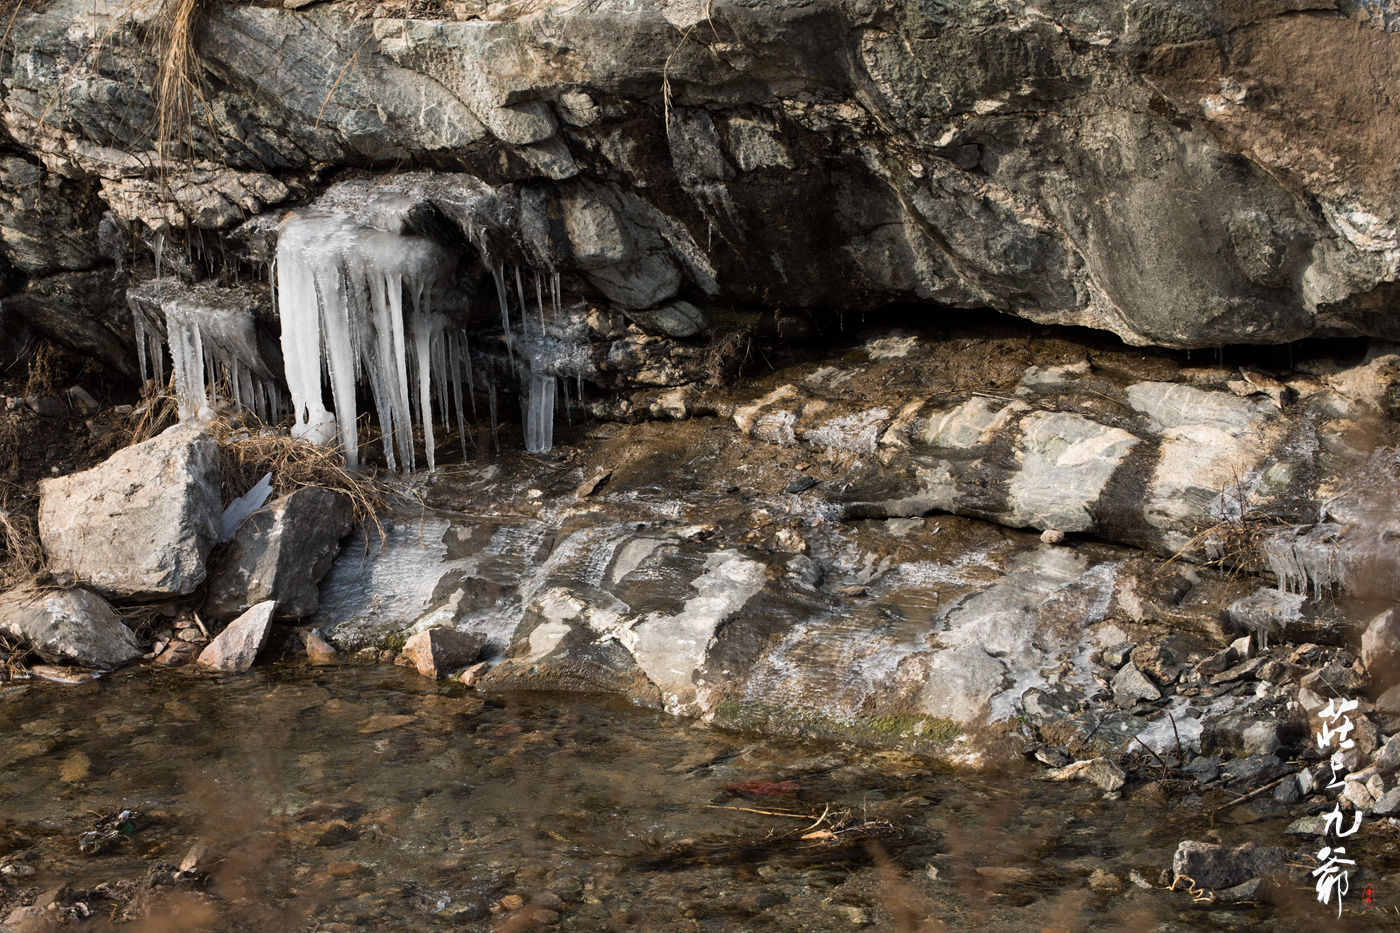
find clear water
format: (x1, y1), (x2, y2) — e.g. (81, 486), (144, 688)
(0, 666), (1394, 931)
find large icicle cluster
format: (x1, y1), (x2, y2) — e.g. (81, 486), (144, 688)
(275, 204), (591, 468)
(495, 265), (587, 454)
(129, 280), (285, 423)
(275, 212), (473, 472)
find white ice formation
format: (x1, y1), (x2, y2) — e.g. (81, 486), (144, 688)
(275, 211), (470, 471)
(274, 209), (582, 469)
(219, 471), (273, 543)
(129, 280), (285, 423)
(1260, 523), (1347, 599)
(135, 187), (589, 470)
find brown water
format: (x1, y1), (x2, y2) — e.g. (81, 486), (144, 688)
(0, 666), (1393, 931)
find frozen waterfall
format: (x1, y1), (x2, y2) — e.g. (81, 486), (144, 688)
(133, 207), (586, 470)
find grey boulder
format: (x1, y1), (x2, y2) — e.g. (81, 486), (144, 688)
(1112, 662), (1161, 707)
(1362, 608), (1400, 688)
(197, 600), (275, 674)
(0, 587), (141, 669)
(1044, 757), (1126, 794)
(38, 425), (220, 599)
(204, 486), (354, 621)
(401, 627), (486, 679)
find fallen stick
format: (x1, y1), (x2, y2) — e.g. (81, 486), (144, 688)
(1212, 773), (1291, 813)
(703, 804), (814, 820)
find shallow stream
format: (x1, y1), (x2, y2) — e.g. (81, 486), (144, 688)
(0, 666), (1393, 931)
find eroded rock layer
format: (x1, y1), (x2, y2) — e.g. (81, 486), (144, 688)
(0, 0), (1397, 367)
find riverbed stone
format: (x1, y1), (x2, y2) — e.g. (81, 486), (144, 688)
(1372, 787), (1400, 816)
(38, 425), (220, 598)
(1171, 840), (1287, 892)
(197, 600), (275, 673)
(1112, 663), (1161, 707)
(204, 487), (354, 621)
(300, 628), (339, 666)
(0, 587), (141, 669)
(1045, 757), (1126, 794)
(624, 300), (709, 339)
(401, 627), (486, 679)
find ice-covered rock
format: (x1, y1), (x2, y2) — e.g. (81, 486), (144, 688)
(38, 425), (220, 598)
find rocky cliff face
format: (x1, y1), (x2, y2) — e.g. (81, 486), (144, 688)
(0, 0), (1397, 375)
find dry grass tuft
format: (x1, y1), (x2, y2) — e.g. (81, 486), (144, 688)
(0, 497), (46, 592)
(151, 0), (209, 165)
(211, 418), (402, 538)
(130, 380), (181, 443)
(21, 340), (57, 398)
(129, 378), (405, 535)
(0, 632), (31, 680)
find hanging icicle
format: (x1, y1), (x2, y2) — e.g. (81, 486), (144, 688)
(275, 211), (472, 471)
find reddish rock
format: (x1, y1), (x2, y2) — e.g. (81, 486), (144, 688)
(197, 601), (274, 673)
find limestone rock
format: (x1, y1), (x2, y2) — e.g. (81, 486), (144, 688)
(300, 628), (339, 666)
(0, 587), (141, 669)
(197, 601), (275, 673)
(3, 0), (1396, 355)
(38, 425), (220, 598)
(1112, 663), (1161, 707)
(204, 487), (354, 621)
(1129, 644), (1178, 686)
(1373, 734), (1400, 775)
(624, 301), (710, 339)
(1171, 841), (1287, 892)
(1372, 787), (1400, 816)
(401, 627), (486, 679)
(1379, 684), (1400, 717)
